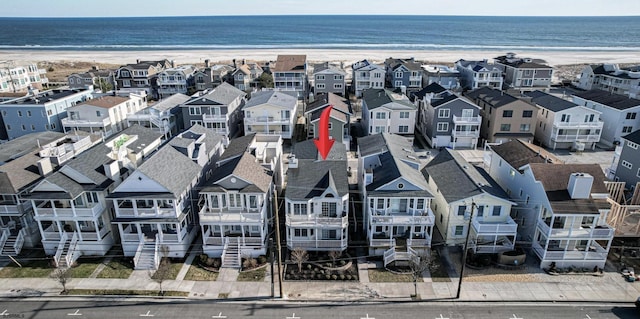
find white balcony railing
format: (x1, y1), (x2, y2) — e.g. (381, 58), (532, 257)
(202, 114), (226, 121)
(533, 241), (608, 261)
(472, 217), (518, 234)
(62, 117), (111, 128)
(552, 134), (601, 142)
(453, 115), (481, 124)
(537, 219), (614, 239)
(288, 238), (347, 250)
(287, 214), (348, 227)
(554, 121), (604, 129)
(245, 116), (291, 124)
(370, 214), (435, 226)
(452, 129), (480, 137)
(35, 202), (104, 218)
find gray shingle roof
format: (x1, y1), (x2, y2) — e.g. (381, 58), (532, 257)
(286, 159), (348, 200)
(385, 58), (422, 71)
(243, 90), (297, 110)
(204, 152), (272, 193)
(623, 129), (640, 144)
(219, 134), (256, 162)
(423, 149), (507, 202)
(151, 93), (191, 112)
(185, 82), (246, 107)
(525, 90), (578, 112)
(491, 139), (561, 169)
(573, 89), (640, 110)
(362, 89), (415, 110)
(313, 62), (346, 75)
(464, 86), (519, 108)
(411, 83), (447, 101)
(136, 145), (202, 198)
(292, 140), (347, 161)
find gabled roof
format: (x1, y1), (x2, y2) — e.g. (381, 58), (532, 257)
(622, 129), (640, 145)
(184, 82), (246, 106)
(422, 149), (508, 202)
(136, 146), (202, 198)
(464, 86), (520, 108)
(233, 63), (262, 76)
(151, 93), (190, 112)
(77, 96), (129, 109)
(491, 139), (562, 169)
(287, 160), (348, 200)
(242, 90), (297, 110)
(313, 62), (346, 75)
(455, 59), (503, 73)
(204, 152), (271, 193)
(430, 93), (460, 108)
(494, 55), (552, 69)
(219, 133), (257, 162)
(362, 88), (415, 110)
(411, 82), (447, 101)
(292, 139), (347, 161)
(273, 55), (306, 72)
(525, 90), (578, 112)
(573, 89), (640, 110)
(385, 58), (422, 71)
(306, 93), (352, 123)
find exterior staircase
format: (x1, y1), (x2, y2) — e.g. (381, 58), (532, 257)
(134, 240), (158, 270)
(1, 228), (26, 256)
(55, 231), (80, 268)
(221, 237), (241, 268)
(383, 245), (419, 267)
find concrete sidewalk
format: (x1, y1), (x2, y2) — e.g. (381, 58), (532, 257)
(1, 261), (639, 302)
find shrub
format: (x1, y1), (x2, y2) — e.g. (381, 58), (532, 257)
(243, 258), (258, 270)
(257, 255), (267, 264)
(331, 274), (337, 280)
(325, 274), (331, 280)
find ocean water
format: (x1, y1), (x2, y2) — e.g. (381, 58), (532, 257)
(0, 15), (639, 51)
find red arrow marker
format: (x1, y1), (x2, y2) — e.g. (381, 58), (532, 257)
(314, 105), (335, 160)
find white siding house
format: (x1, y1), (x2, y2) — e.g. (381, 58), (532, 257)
(243, 90), (298, 139)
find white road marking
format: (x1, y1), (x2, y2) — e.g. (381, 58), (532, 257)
(67, 309), (82, 316)
(212, 312), (227, 319)
(140, 310), (154, 317)
(286, 313), (300, 319)
(361, 314), (375, 319)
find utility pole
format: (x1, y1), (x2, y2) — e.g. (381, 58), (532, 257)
(456, 201), (476, 299)
(269, 238), (275, 298)
(272, 185), (283, 298)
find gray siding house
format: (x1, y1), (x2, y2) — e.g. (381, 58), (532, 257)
(273, 55), (307, 99)
(193, 60), (234, 92)
(312, 62), (346, 96)
(181, 82), (246, 139)
(0, 88), (94, 140)
(454, 59), (504, 90)
(305, 93), (352, 150)
(494, 53), (553, 92)
(68, 66), (115, 90)
(384, 58), (423, 92)
(613, 130), (640, 190)
(361, 88), (417, 141)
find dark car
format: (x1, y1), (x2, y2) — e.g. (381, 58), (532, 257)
(636, 296), (640, 309)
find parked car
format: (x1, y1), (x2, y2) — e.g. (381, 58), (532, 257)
(635, 296), (640, 309)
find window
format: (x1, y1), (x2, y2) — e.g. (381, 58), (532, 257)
(637, 168), (640, 178)
(377, 199), (385, 209)
(375, 112), (386, 119)
(397, 183), (404, 189)
(622, 160), (633, 169)
(334, 75), (343, 80)
(373, 72), (381, 78)
(248, 196), (257, 209)
(520, 124), (530, 132)
(17, 110), (22, 117)
(294, 229), (309, 237)
(394, 80), (403, 87)
(416, 199), (425, 210)
(228, 193), (242, 208)
(437, 122), (449, 132)
(626, 112), (637, 120)
(492, 206), (501, 216)
(395, 71), (403, 78)
(316, 83), (325, 89)
(438, 109), (450, 118)
(561, 114), (570, 122)
(27, 111), (31, 117)
(399, 111), (410, 119)
(454, 225), (464, 236)
(96, 110), (101, 117)
(122, 80), (131, 87)
(522, 110), (533, 118)
(321, 202), (337, 217)
(31, 124), (35, 131)
(500, 124), (511, 131)
(457, 205), (467, 216)
(293, 203), (307, 215)
(6, 124), (10, 130)
(47, 109), (53, 116)
(502, 110), (513, 118)
(316, 75), (325, 80)
(333, 84), (343, 89)
(623, 126), (633, 133)
(476, 205), (484, 217)
(398, 125), (409, 133)
(189, 107), (201, 115)
(375, 126), (385, 133)
(190, 120), (203, 126)
(628, 142), (639, 150)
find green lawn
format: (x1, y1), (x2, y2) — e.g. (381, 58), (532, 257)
(96, 259), (133, 279)
(183, 265), (218, 281)
(69, 258), (102, 278)
(0, 257), (53, 278)
(237, 267), (266, 282)
(66, 289), (188, 297)
(368, 268), (412, 282)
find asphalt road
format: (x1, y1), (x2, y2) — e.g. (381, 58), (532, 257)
(0, 300), (638, 319)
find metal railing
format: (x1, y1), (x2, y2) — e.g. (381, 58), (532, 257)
(452, 115), (482, 124)
(287, 238), (347, 250)
(286, 215), (348, 227)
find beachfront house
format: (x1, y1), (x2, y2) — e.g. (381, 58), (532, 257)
(384, 58), (423, 92)
(198, 151), (272, 267)
(415, 88), (481, 149)
(572, 90), (640, 147)
(464, 86), (538, 144)
(285, 140), (349, 252)
(156, 65), (197, 99)
(67, 66), (115, 90)
(26, 125), (162, 267)
(242, 90), (298, 139)
(351, 60), (385, 98)
(232, 61), (263, 91)
(114, 59), (170, 99)
(305, 92), (352, 150)
(494, 53), (553, 92)
(575, 64), (640, 98)
(526, 90), (603, 150)
(0, 87), (94, 140)
(62, 93), (148, 138)
(0, 131), (97, 256)
(181, 82), (247, 139)
(273, 55), (307, 99)
(127, 93), (190, 139)
(422, 149), (517, 253)
(0, 62), (48, 93)
(485, 140), (614, 269)
(454, 59), (504, 91)
(422, 64), (460, 90)
(611, 130), (640, 190)
(111, 125), (224, 269)
(357, 133), (435, 265)
(312, 62), (346, 96)
(193, 60), (234, 91)
(361, 88), (417, 142)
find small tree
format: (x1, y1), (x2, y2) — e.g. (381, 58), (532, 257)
(290, 247), (308, 273)
(50, 267), (71, 294)
(328, 250), (341, 267)
(149, 246), (171, 296)
(409, 253), (431, 299)
(94, 78), (113, 92)
(257, 72), (274, 88)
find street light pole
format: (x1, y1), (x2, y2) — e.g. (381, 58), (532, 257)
(272, 185), (283, 298)
(456, 201), (476, 299)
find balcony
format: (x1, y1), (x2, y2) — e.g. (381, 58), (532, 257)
(76, 227), (109, 241)
(245, 116), (291, 124)
(42, 225), (62, 241)
(551, 134), (601, 142)
(286, 214), (348, 227)
(452, 129), (480, 137)
(537, 219), (614, 239)
(35, 202), (105, 218)
(472, 217), (518, 234)
(369, 210), (435, 226)
(0, 201), (30, 215)
(471, 236), (514, 254)
(288, 238), (347, 250)
(203, 236), (263, 247)
(409, 76), (422, 81)
(199, 207), (263, 223)
(202, 114), (226, 122)
(453, 115), (481, 125)
(62, 117), (111, 128)
(554, 121), (604, 129)
(532, 241), (608, 261)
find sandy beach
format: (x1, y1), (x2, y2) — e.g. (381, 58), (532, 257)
(2, 49), (640, 66)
